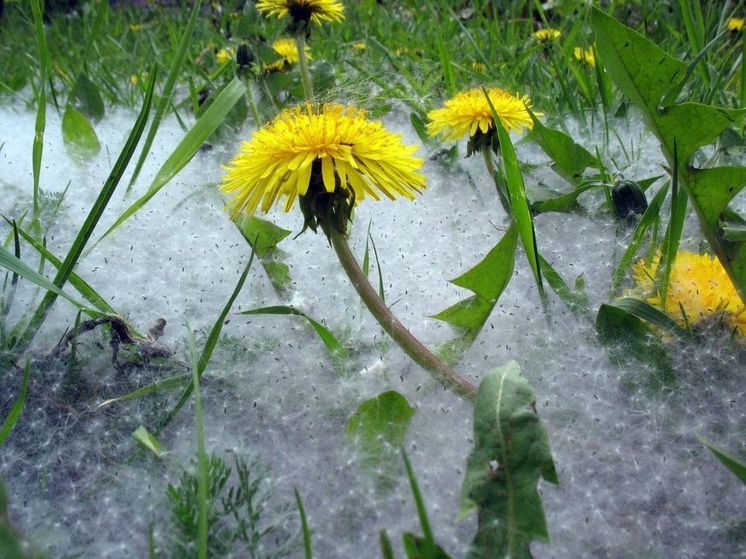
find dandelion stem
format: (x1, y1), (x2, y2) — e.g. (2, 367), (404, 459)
(295, 33), (314, 100)
(330, 227), (477, 400)
(481, 147), (511, 215)
(243, 78), (263, 126)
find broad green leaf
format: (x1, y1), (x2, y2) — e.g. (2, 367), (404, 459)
(97, 77), (245, 247)
(612, 297), (690, 339)
(527, 111), (598, 182)
(540, 256), (589, 316)
(240, 305), (348, 364)
(433, 225), (517, 337)
(596, 303), (675, 389)
(262, 260), (291, 295)
(531, 182), (598, 214)
(699, 438), (746, 484)
(70, 73), (105, 122)
(459, 361), (557, 559)
(591, 8), (746, 300)
(233, 215), (291, 258)
(346, 391), (415, 458)
(488, 93), (543, 294)
(62, 104), (100, 159)
(0, 362), (30, 447)
(132, 425), (168, 458)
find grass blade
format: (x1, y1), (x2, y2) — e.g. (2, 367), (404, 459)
(187, 327), (209, 559)
(699, 438), (746, 484)
(0, 361), (30, 447)
(155, 251), (254, 434)
(295, 488), (313, 559)
(30, 0), (50, 227)
(95, 77), (245, 248)
(126, 0), (204, 193)
(485, 89), (543, 295)
(14, 65), (158, 352)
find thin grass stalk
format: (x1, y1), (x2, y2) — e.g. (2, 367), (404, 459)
(126, 0), (203, 194)
(329, 227), (477, 400)
(13, 67), (157, 354)
(30, 0), (50, 234)
(481, 147), (511, 215)
(187, 328), (209, 559)
(295, 33), (314, 100)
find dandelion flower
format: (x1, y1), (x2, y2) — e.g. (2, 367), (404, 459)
(255, 0), (345, 27)
(728, 17), (745, 32)
(264, 38), (310, 71)
(221, 103), (426, 224)
(129, 23), (144, 32)
(633, 252), (746, 338)
(574, 46), (596, 67)
(427, 86), (535, 143)
(216, 48), (234, 65)
(533, 28), (560, 43)
(470, 61), (486, 72)
(353, 41), (367, 50)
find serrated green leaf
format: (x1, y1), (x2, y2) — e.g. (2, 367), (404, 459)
(62, 104), (101, 159)
(459, 361), (557, 559)
(70, 72), (105, 122)
(591, 7), (746, 300)
(433, 225), (517, 336)
(132, 425), (167, 458)
(527, 111), (598, 182)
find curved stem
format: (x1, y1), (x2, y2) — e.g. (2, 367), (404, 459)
(295, 33), (314, 100)
(482, 146), (511, 215)
(330, 227), (477, 400)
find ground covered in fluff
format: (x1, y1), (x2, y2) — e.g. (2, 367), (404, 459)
(1, 104), (744, 557)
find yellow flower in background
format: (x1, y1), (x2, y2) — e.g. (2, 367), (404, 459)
(255, 0), (345, 27)
(221, 103), (426, 217)
(129, 23), (144, 32)
(216, 48), (234, 65)
(728, 17), (745, 32)
(394, 47), (408, 56)
(470, 61), (486, 72)
(426, 86), (535, 142)
(353, 41), (367, 50)
(264, 38), (311, 71)
(533, 28), (560, 43)
(574, 46), (596, 67)
(633, 252), (746, 338)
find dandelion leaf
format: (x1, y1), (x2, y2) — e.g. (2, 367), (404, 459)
(527, 111), (598, 183)
(402, 533), (451, 558)
(346, 391), (415, 483)
(70, 72), (105, 122)
(233, 214), (291, 258)
(433, 225), (517, 340)
(591, 7), (746, 300)
(460, 361), (557, 559)
(62, 104), (101, 159)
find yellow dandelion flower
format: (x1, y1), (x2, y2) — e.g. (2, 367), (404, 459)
(728, 17), (745, 32)
(353, 41), (367, 50)
(533, 28), (561, 43)
(574, 46), (596, 67)
(264, 38), (311, 71)
(130, 74), (139, 86)
(255, 0), (344, 27)
(220, 103), (426, 218)
(470, 61), (486, 72)
(129, 23), (144, 32)
(216, 48), (234, 65)
(426, 86), (535, 143)
(394, 47), (407, 56)
(633, 252), (746, 338)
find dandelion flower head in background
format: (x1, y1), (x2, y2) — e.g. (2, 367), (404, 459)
(633, 251), (746, 338)
(533, 28), (561, 43)
(220, 103), (426, 223)
(573, 46), (596, 67)
(264, 38), (310, 71)
(255, 0), (345, 28)
(216, 47), (234, 65)
(426, 86), (535, 143)
(727, 17), (745, 32)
